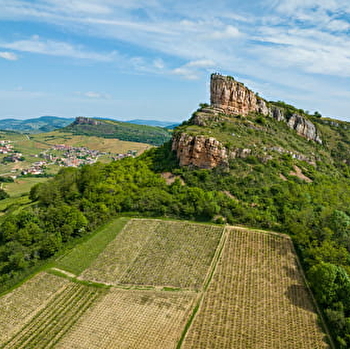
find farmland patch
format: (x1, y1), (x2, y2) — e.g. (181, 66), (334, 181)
(181, 228), (329, 348)
(56, 289), (196, 349)
(81, 219), (224, 290)
(0, 272), (69, 344)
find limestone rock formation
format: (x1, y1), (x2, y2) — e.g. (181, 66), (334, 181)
(287, 114), (322, 144)
(171, 73), (323, 169)
(210, 74), (269, 116)
(171, 133), (229, 169)
(172, 133), (254, 169)
(210, 73), (322, 144)
(74, 117), (102, 126)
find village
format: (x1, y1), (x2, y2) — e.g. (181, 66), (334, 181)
(0, 140), (137, 178)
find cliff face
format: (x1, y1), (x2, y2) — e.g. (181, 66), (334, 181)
(172, 133), (254, 169)
(287, 114), (322, 144)
(210, 74), (269, 116)
(172, 134), (229, 169)
(210, 73), (322, 144)
(172, 73), (323, 169)
(74, 117), (102, 126)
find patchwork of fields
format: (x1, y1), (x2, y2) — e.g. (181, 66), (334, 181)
(0, 219), (330, 348)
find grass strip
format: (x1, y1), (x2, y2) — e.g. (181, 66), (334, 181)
(54, 217), (129, 275)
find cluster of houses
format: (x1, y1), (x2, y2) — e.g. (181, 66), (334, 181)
(1, 141), (138, 179)
(21, 161), (47, 176)
(41, 144), (105, 167)
(0, 140), (13, 154)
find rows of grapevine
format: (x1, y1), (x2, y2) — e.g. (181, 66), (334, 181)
(80, 219), (159, 284)
(2, 283), (103, 349)
(120, 221), (223, 289)
(81, 219), (224, 290)
(56, 289), (197, 349)
(0, 273), (69, 344)
(182, 228), (329, 349)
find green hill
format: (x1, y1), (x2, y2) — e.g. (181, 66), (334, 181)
(62, 117), (172, 146)
(0, 116), (74, 133)
(1, 74), (350, 347)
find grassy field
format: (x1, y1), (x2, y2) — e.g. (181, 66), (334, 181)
(54, 217), (129, 275)
(80, 219), (224, 290)
(0, 219), (330, 348)
(30, 131), (151, 154)
(2, 177), (49, 197)
(0, 130), (151, 198)
(56, 289), (196, 349)
(181, 228), (329, 349)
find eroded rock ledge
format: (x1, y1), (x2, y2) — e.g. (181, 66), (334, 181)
(210, 73), (322, 144)
(171, 133), (254, 169)
(172, 73), (323, 169)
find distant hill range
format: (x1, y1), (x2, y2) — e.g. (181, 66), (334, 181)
(0, 116), (75, 133)
(62, 117), (172, 146)
(127, 119), (180, 129)
(0, 116), (179, 135)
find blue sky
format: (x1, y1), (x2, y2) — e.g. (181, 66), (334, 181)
(0, 0), (350, 122)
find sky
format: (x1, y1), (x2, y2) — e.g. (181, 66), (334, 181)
(0, 0), (350, 123)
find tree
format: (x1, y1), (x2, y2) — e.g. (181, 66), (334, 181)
(0, 188), (9, 200)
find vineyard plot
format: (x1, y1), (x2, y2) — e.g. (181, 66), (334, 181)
(0, 272), (69, 344)
(1, 282), (104, 349)
(56, 289), (197, 349)
(182, 228), (329, 349)
(81, 219), (224, 289)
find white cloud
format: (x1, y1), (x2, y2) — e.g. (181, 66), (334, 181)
(153, 58), (165, 70)
(0, 36), (115, 61)
(172, 59), (216, 80)
(210, 25), (241, 39)
(75, 91), (111, 99)
(0, 51), (18, 60)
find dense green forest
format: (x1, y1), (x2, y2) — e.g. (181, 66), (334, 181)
(63, 118), (172, 146)
(1, 109), (350, 347)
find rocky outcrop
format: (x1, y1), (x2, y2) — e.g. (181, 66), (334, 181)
(171, 73), (324, 169)
(172, 133), (229, 169)
(172, 133), (253, 169)
(287, 114), (322, 144)
(210, 73), (322, 144)
(210, 74), (269, 116)
(74, 117), (102, 126)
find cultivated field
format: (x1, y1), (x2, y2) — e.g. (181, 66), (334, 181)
(1, 276), (104, 349)
(56, 289), (196, 349)
(181, 228), (329, 349)
(29, 131), (151, 155)
(81, 219), (224, 290)
(55, 217), (129, 275)
(0, 272), (69, 344)
(0, 220), (330, 348)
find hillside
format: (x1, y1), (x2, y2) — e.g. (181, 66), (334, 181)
(62, 117), (172, 146)
(127, 119), (180, 129)
(0, 116), (74, 133)
(1, 73), (350, 347)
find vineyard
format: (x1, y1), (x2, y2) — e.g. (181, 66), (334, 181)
(181, 228), (329, 349)
(0, 220), (330, 348)
(56, 289), (196, 349)
(81, 219), (224, 290)
(0, 272), (69, 344)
